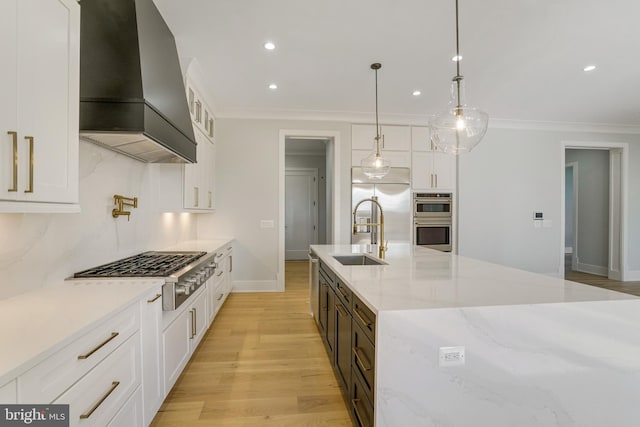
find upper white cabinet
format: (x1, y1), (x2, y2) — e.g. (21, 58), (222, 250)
(0, 0), (79, 212)
(352, 124), (411, 151)
(411, 127), (456, 191)
(184, 128), (216, 211)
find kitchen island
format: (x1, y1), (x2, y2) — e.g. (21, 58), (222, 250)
(311, 243), (640, 427)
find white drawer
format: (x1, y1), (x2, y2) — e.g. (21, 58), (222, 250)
(107, 385), (143, 427)
(54, 332), (141, 427)
(0, 379), (16, 403)
(20, 303), (139, 403)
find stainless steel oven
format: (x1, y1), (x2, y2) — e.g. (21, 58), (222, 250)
(414, 219), (452, 251)
(413, 192), (453, 251)
(413, 192), (452, 219)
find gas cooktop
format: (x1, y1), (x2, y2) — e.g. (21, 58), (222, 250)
(73, 251), (207, 278)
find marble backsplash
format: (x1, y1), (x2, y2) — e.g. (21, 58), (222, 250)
(0, 140), (197, 300)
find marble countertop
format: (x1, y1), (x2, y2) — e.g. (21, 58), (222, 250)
(311, 243), (636, 313)
(0, 279), (163, 385)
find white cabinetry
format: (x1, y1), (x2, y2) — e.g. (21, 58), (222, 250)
(352, 124), (411, 167)
(411, 127), (456, 191)
(0, 0), (79, 212)
(162, 286), (207, 393)
(140, 289), (164, 426)
(183, 128), (216, 210)
(18, 302), (142, 426)
(352, 124), (411, 151)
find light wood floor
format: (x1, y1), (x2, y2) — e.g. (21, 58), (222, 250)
(150, 261), (351, 426)
(564, 254), (640, 296)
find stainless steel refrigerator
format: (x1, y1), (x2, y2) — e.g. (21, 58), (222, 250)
(352, 167), (411, 245)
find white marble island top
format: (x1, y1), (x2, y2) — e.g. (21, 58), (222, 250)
(312, 244), (640, 426)
(311, 243), (636, 312)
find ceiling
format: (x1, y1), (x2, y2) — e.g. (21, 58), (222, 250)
(154, 0), (640, 128)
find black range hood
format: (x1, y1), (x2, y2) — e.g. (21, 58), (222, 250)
(79, 0), (196, 163)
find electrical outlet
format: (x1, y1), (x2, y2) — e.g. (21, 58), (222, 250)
(439, 346), (465, 367)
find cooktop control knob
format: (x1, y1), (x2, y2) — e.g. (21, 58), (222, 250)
(176, 284), (190, 296)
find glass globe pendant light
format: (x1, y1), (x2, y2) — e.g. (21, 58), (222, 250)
(361, 63), (390, 178)
(431, 0), (488, 155)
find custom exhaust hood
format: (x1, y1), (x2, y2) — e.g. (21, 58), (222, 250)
(79, 0), (196, 163)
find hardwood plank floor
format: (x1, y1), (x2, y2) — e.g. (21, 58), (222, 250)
(564, 254), (640, 296)
(150, 261), (351, 427)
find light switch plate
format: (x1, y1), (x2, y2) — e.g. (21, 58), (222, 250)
(439, 346), (465, 367)
(260, 220), (275, 228)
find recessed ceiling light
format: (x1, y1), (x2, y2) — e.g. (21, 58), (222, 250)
(451, 55), (463, 62)
(268, 83), (278, 90)
(412, 90), (421, 96)
(583, 65), (596, 72)
(264, 42), (275, 50)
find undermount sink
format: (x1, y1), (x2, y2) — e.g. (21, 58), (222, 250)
(333, 255), (387, 266)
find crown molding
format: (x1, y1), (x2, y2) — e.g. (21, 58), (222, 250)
(216, 107), (640, 135)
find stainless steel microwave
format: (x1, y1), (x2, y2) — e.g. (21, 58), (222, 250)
(413, 192), (452, 219)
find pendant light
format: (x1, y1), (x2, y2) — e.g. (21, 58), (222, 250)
(431, 0), (488, 155)
(361, 63), (390, 179)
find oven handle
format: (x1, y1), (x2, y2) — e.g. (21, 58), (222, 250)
(414, 219), (453, 226)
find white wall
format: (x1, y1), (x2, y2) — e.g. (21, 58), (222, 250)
(565, 149), (609, 273)
(0, 141), (198, 299)
(197, 118), (351, 291)
(458, 127), (640, 277)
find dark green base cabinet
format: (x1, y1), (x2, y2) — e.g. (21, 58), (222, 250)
(316, 261), (376, 427)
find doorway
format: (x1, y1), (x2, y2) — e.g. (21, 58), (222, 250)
(561, 142), (627, 281)
(285, 168), (318, 260)
(278, 130), (342, 291)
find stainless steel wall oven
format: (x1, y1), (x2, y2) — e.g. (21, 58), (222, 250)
(413, 193), (453, 251)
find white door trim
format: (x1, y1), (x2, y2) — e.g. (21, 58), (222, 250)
(560, 141), (628, 280)
(565, 162), (579, 271)
(278, 130), (341, 292)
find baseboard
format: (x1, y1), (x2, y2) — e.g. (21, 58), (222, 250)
(231, 280), (280, 292)
(565, 247), (573, 254)
(625, 270), (640, 281)
(575, 261), (608, 277)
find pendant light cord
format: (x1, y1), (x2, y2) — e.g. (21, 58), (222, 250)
(371, 63), (382, 156)
(455, 0), (462, 111)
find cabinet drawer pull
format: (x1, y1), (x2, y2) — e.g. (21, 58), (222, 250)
(336, 286), (349, 301)
(217, 293), (224, 301)
(229, 255), (233, 272)
(352, 346), (372, 372)
(351, 398), (367, 427)
(7, 131), (17, 192)
(216, 270), (223, 277)
(79, 381), (120, 419)
(353, 307), (373, 329)
(190, 309), (196, 339)
(77, 332), (119, 360)
(24, 136), (34, 193)
(147, 293), (162, 303)
(336, 303), (347, 317)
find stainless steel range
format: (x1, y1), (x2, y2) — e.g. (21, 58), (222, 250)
(73, 251), (217, 310)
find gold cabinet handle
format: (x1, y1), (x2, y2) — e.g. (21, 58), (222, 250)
(336, 302), (347, 317)
(79, 381), (120, 419)
(351, 399), (368, 427)
(147, 293), (162, 303)
(24, 136), (34, 193)
(194, 186), (199, 207)
(190, 309), (196, 339)
(77, 332), (119, 360)
(336, 286), (349, 301)
(7, 131), (17, 192)
(208, 190), (212, 208)
(353, 307), (373, 329)
(352, 346), (372, 372)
